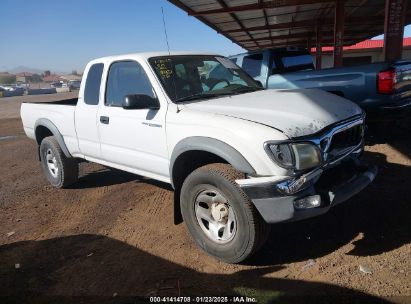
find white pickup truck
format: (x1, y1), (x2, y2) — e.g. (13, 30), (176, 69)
(21, 52), (377, 263)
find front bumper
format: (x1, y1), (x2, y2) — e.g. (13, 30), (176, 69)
(238, 158), (377, 224)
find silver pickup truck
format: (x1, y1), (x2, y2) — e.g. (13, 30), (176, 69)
(229, 47), (411, 120)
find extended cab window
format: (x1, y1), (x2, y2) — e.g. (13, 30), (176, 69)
(105, 61), (155, 107)
(278, 53), (314, 73)
(242, 53), (263, 77)
(84, 63), (103, 105)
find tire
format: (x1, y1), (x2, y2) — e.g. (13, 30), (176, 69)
(39, 136), (78, 188)
(180, 163), (270, 263)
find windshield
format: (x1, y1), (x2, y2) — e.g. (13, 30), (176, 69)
(149, 55), (262, 103)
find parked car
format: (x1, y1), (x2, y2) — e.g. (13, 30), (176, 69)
(16, 82), (30, 90)
(0, 85), (25, 96)
(229, 47), (411, 120)
(11, 86), (25, 96)
(1, 85), (14, 91)
(21, 52), (376, 263)
(50, 82), (63, 88)
(68, 80), (81, 90)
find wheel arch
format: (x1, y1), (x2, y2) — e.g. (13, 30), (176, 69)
(170, 137), (255, 225)
(327, 90), (345, 98)
(34, 118), (72, 158)
(170, 136), (255, 189)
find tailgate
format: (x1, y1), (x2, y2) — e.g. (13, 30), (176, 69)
(394, 62), (411, 99)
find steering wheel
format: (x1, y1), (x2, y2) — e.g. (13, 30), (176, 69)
(207, 79), (230, 91)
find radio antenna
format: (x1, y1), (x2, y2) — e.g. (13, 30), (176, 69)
(161, 7), (171, 55)
(161, 6), (180, 112)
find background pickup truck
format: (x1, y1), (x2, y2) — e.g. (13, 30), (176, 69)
(229, 47), (411, 120)
(21, 51), (376, 263)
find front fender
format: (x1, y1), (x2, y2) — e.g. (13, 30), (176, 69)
(170, 136), (255, 186)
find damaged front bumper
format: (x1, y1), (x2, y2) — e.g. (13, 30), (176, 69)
(236, 157), (377, 224)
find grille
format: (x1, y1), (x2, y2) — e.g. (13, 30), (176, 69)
(327, 124), (363, 158)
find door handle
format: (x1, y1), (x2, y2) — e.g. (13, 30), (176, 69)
(100, 116), (109, 124)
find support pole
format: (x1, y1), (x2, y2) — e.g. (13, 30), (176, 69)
(306, 36), (312, 51)
(316, 22), (323, 69)
(383, 0), (407, 62)
(333, 0), (345, 67)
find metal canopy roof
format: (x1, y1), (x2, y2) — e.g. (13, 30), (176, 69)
(168, 0), (411, 51)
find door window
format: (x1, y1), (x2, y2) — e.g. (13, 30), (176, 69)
(105, 61), (155, 107)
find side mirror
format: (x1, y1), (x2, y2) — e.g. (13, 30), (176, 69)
(123, 94), (160, 110)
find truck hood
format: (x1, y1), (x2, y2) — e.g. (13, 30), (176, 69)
(184, 89), (362, 138)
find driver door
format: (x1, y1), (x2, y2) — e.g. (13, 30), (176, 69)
(97, 60), (169, 180)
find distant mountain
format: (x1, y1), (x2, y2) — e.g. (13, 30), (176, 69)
(8, 66), (44, 75)
(7, 66), (68, 75)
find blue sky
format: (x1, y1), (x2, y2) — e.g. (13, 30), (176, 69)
(1, 0), (410, 73)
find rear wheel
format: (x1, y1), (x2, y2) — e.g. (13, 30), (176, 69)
(40, 136), (78, 188)
(180, 163), (270, 263)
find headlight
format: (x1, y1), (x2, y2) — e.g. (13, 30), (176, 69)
(267, 142), (321, 170)
(267, 143), (294, 168)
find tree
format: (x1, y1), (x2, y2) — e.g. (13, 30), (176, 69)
(28, 74), (42, 83)
(71, 70), (78, 76)
(0, 74), (16, 84)
(43, 70), (51, 77)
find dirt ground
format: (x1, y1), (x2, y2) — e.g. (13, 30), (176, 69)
(0, 93), (410, 303)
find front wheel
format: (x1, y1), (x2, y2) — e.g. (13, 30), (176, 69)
(180, 163), (270, 263)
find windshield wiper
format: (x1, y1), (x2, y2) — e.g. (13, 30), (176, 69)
(174, 92), (232, 103)
(174, 86), (264, 103)
(232, 86), (264, 93)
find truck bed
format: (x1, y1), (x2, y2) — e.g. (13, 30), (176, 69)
(266, 61), (411, 118)
(21, 99), (79, 155)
